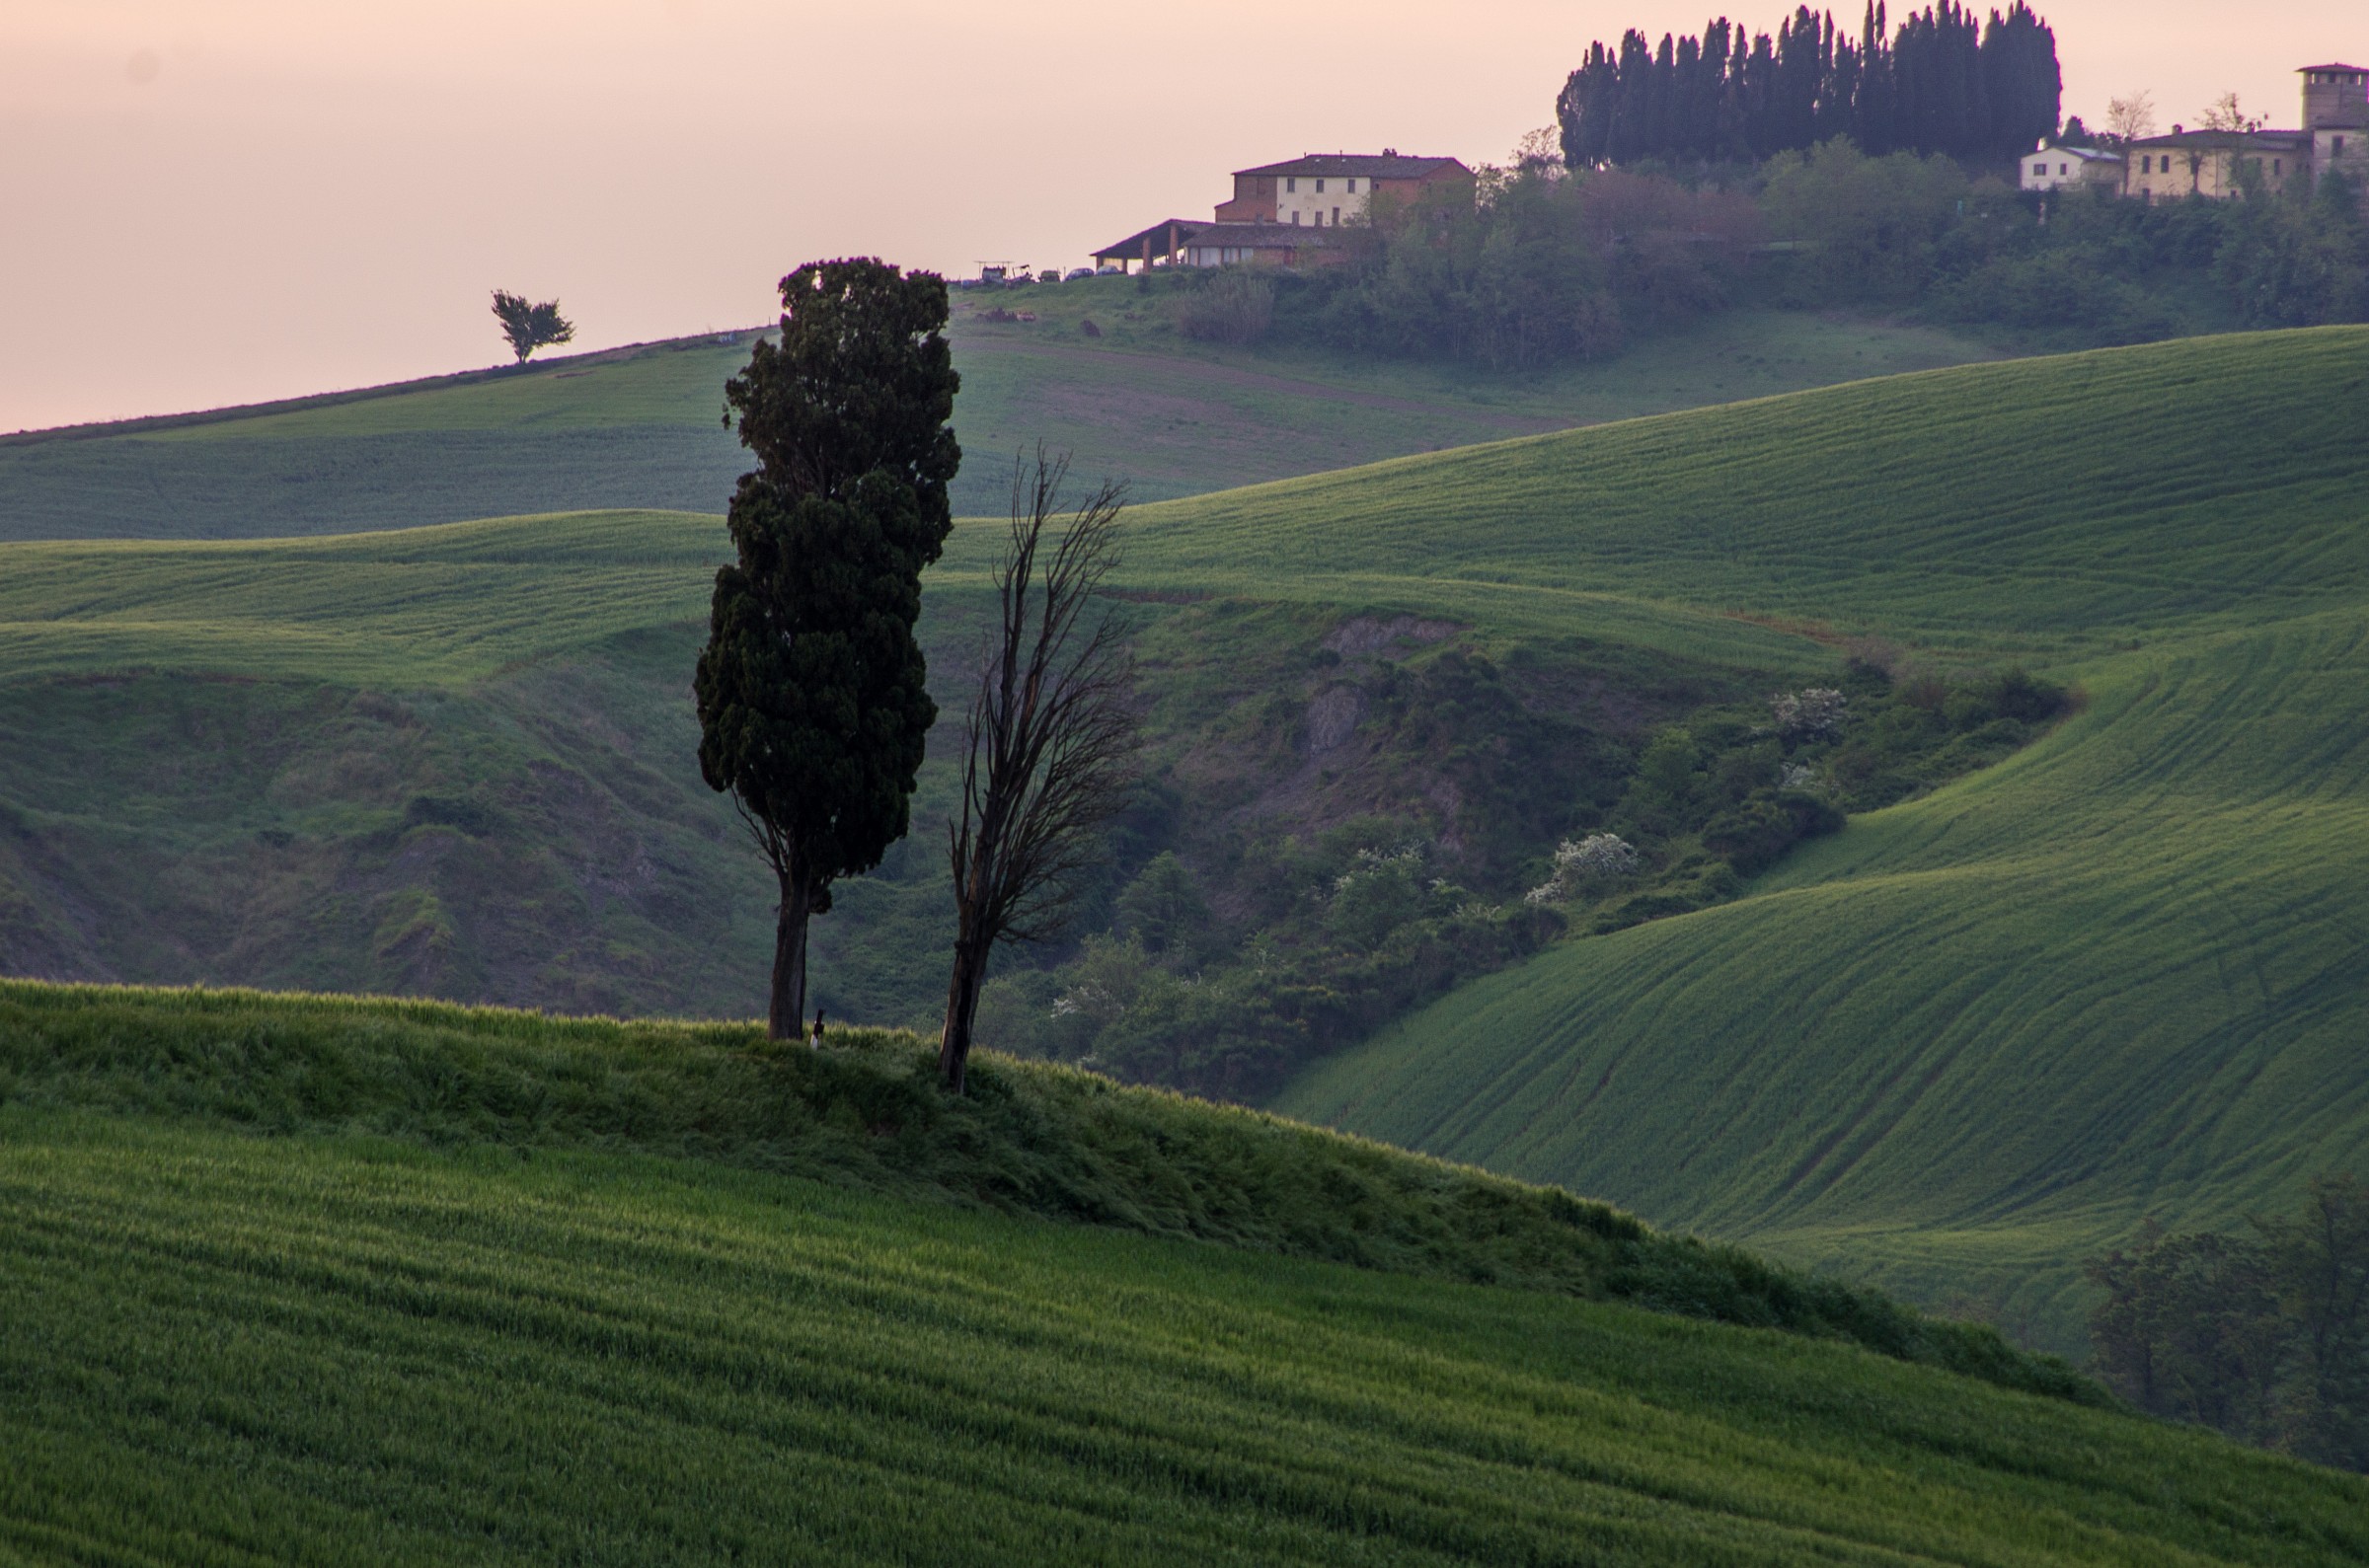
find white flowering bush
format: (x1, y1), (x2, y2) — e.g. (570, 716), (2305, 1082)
(1769, 687), (1848, 738)
(1524, 833), (1640, 905)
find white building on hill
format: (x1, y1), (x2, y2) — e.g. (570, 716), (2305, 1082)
(2019, 142), (2122, 191)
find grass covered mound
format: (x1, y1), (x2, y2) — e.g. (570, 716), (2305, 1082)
(12, 1114), (2366, 1567)
(0, 978), (2089, 1403)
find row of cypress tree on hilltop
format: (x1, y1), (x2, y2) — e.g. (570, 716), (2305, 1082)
(1556, 2), (2060, 168)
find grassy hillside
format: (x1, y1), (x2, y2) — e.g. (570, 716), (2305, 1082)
(4, 327), (2366, 1357)
(0, 508), (1816, 1024)
(1182, 326), (2369, 1348)
(1061, 327), (2369, 653)
(9, 983), (2369, 1565)
(0, 281), (1998, 541)
(0, 979), (2085, 1386)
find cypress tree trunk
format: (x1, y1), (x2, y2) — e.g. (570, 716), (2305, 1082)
(768, 870), (813, 1042)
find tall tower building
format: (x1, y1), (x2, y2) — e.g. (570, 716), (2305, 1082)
(2300, 63), (2369, 131)
(2300, 63), (2369, 190)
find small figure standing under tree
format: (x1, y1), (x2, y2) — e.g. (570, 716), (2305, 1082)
(939, 449), (1140, 1094)
(694, 258), (960, 1041)
(490, 289), (575, 363)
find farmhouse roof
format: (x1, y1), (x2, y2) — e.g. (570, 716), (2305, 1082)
(1184, 220), (1343, 244)
(2041, 141), (2123, 161)
(1090, 218), (1198, 261)
(1093, 218), (1347, 261)
(2127, 127), (2307, 149)
(2298, 62), (2367, 73)
(1231, 153), (1470, 181)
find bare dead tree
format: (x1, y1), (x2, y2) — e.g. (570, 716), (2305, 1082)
(939, 451), (1139, 1092)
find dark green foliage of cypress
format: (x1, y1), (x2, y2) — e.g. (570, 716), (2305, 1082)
(1558, 2), (2058, 168)
(694, 260), (959, 1038)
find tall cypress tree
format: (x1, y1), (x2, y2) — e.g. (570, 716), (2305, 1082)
(694, 259), (960, 1040)
(1554, 3), (2055, 169)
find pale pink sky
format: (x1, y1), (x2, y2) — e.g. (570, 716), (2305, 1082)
(2, 0), (2355, 432)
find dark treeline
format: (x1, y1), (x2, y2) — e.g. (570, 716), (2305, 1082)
(1557, 2), (2059, 167)
(2088, 1175), (2369, 1470)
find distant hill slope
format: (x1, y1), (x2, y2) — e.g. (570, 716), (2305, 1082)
(7, 984), (2365, 1566)
(1208, 326), (2369, 1348)
(0, 280), (1997, 541)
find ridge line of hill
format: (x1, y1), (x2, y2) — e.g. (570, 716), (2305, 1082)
(0, 977), (2099, 1404)
(0, 330), (768, 446)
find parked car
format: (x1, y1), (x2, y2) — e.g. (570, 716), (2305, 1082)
(1065, 267), (1095, 281)
(1096, 263), (1121, 276)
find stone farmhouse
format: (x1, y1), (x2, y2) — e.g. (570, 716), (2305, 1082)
(1093, 152), (1473, 272)
(2022, 62), (2368, 200)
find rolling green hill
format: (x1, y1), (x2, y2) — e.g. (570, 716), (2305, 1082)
(0, 280), (1997, 541)
(3, 327), (2365, 1360)
(7, 982), (2367, 1565)
(1204, 326), (2369, 1349)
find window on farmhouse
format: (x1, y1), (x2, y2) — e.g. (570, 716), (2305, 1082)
(1287, 177), (1297, 192)
(1315, 178), (1326, 192)
(1347, 178), (1357, 191)
(2034, 162), (2048, 175)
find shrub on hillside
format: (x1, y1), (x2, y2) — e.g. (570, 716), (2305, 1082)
(1525, 833), (1640, 905)
(1702, 789), (1844, 874)
(1769, 687), (1847, 738)
(1926, 249), (2180, 344)
(1113, 852), (1215, 960)
(1178, 271), (1276, 344)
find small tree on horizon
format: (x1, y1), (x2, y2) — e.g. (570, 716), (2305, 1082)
(2104, 91), (2156, 145)
(939, 450), (1139, 1093)
(693, 258), (960, 1040)
(491, 289), (576, 363)
(2199, 91), (2263, 134)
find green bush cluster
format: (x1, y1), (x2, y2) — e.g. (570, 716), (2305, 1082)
(984, 657), (2066, 1095)
(1544, 659), (2067, 934)
(1264, 169), (1758, 368)
(1762, 146), (2369, 339)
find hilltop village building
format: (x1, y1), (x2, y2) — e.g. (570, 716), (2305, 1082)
(2019, 142), (2124, 190)
(2021, 62), (2369, 200)
(1093, 152), (1473, 272)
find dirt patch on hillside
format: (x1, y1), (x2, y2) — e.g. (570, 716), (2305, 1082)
(1323, 615), (1458, 657)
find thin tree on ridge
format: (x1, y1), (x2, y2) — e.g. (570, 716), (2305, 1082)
(939, 450), (1139, 1094)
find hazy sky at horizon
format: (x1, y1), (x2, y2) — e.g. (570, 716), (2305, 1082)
(3, 0), (2357, 432)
